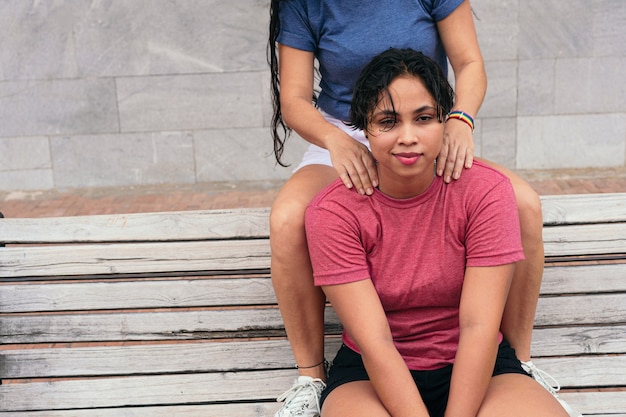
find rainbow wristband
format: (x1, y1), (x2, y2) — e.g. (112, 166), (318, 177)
(447, 110), (475, 131)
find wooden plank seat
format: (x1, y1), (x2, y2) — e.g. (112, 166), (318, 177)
(1, 193), (625, 416)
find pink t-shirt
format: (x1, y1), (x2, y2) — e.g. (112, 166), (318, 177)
(305, 161), (525, 370)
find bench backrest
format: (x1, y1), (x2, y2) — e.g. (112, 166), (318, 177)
(1, 194), (625, 416)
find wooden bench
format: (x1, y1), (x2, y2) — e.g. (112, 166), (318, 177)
(1, 193), (625, 416)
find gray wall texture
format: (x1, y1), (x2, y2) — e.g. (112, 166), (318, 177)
(0, 0), (624, 191)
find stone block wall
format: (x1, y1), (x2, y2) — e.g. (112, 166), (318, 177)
(0, 0), (624, 191)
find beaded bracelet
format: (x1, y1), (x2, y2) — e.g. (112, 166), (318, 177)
(447, 110), (475, 132)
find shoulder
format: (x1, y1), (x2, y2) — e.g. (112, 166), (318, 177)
(458, 160), (512, 189)
(444, 160), (516, 210)
(419, 0), (464, 20)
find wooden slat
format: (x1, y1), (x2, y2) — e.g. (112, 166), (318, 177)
(0, 338), (343, 379)
(3, 325), (624, 380)
(541, 193), (626, 225)
(0, 208), (271, 244)
(0, 239), (271, 278)
(541, 263), (626, 295)
(534, 293), (626, 327)
(1, 395), (622, 416)
(0, 403), (281, 417)
(0, 369), (296, 412)
(2, 263), (623, 314)
(1, 294), (621, 344)
(0, 276), (277, 313)
(543, 222), (626, 257)
(531, 325), (626, 357)
(558, 391), (626, 415)
(1, 357), (622, 413)
(0, 307), (341, 344)
(533, 355), (626, 388)
(3, 226), (625, 278)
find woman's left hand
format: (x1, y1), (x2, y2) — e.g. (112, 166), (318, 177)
(436, 118), (475, 183)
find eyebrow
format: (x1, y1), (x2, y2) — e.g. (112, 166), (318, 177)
(372, 105), (436, 118)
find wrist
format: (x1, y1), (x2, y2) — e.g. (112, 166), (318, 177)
(446, 110), (475, 132)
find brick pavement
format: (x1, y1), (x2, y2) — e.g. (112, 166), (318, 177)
(1, 168), (625, 218)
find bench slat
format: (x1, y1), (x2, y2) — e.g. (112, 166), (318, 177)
(0, 276), (277, 313)
(0, 239), (271, 278)
(541, 263), (626, 294)
(0, 339), (341, 379)
(532, 325), (626, 357)
(559, 391), (626, 416)
(2, 225), (625, 278)
(0, 369), (295, 412)
(1, 357), (622, 412)
(0, 208), (271, 244)
(534, 355), (626, 388)
(0, 307), (341, 344)
(0, 403), (281, 417)
(543, 222), (626, 257)
(5, 325), (626, 379)
(3, 262), (624, 313)
(535, 293), (626, 327)
(541, 193), (626, 225)
(2, 294), (621, 344)
(0, 395), (621, 417)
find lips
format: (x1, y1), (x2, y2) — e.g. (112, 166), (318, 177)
(394, 152), (421, 165)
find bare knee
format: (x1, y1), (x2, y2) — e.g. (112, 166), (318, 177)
(270, 194), (307, 239)
(512, 181), (542, 226)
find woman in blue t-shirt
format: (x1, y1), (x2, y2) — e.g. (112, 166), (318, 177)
(266, 2), (578, 416)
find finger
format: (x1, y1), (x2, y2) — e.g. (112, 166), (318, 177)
(343, 163), (367, 195)
(442, 145), (459, 183)
(338, 169), (354, 190)
(350, 164), (374, 195)
(465, 146), (475, 169)
(361, 154), (378, 195)
(436, 143), (449, 177)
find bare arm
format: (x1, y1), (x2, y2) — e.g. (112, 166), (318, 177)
(278, 44), (378, 195)
(322, 279), (430, 417)
(436, 0), (487, 182)
(444, 264), (515, 417)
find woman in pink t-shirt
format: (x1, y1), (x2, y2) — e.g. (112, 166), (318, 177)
(304, 48), (569, 417)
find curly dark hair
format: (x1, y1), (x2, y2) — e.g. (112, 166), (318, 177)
(349, 48), (455, 134)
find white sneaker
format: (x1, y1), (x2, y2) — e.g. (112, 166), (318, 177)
(274, 376), (326, 417)
(521, 360), (583, 417)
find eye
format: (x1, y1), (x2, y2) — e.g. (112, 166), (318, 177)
(377, 117), (397, 132)
(416, 114), (435, 123)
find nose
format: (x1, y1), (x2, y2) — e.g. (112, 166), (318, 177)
(397, 122), (419, 145)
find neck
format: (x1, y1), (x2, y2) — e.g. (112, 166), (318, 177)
(377, 162), (436, 199)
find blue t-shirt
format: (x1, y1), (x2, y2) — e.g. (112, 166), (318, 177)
(277, 0), (463, 121)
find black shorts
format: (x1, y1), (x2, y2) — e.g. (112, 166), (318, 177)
(320, 339), (530, 417)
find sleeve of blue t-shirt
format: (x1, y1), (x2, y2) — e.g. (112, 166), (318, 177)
(419, 0), (464, 21)
(276, 0), (316, 52)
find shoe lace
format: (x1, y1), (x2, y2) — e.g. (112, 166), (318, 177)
(522, 361), (561, 394)
(277, 378), (325, 415)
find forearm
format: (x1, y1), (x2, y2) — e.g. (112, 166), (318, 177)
(281, 95), (350, 150)
(450, 60), (486, 117)
(361, 342), (429, 417)
(444, 329), (499, 417)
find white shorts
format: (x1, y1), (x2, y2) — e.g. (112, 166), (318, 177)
(294, 112), (371, 172)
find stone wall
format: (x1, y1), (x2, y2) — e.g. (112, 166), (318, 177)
(0, 0), (624, 191)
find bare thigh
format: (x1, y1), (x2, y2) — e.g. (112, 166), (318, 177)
(322, 381), (390, 417)
(478, 374), (569, 417)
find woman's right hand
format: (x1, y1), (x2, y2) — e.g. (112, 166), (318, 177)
(327, 132), (378, 195)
